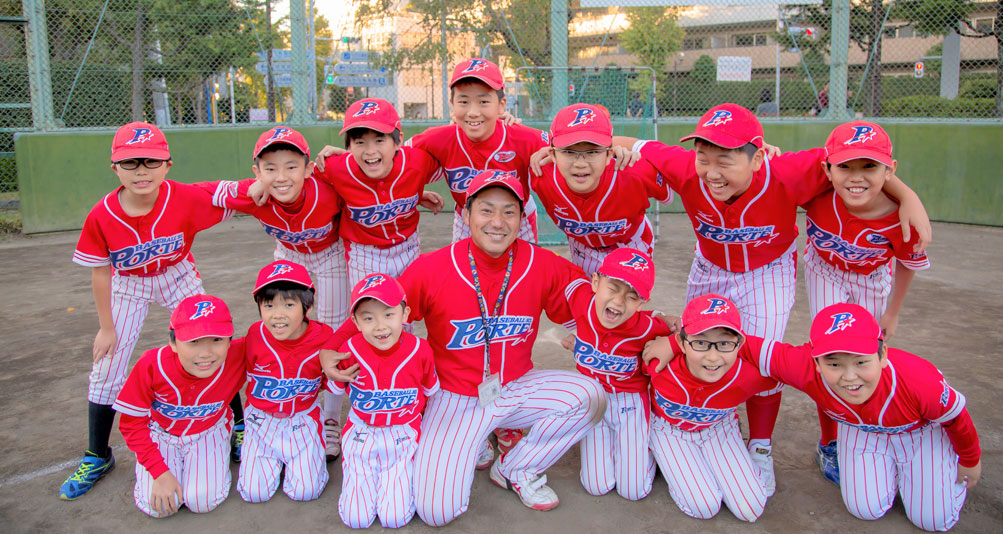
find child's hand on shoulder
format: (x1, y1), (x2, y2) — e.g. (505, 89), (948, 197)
(247, 179), (269, 206)
(151, 471), (183, 517)
(320, 349), (359, 383)
(610, 146), (640, 170)
(529, 146), (552, 176)
(561, 333), (575, 351)
(958, 460), (981, 489)
(419, 191), (445, 215)
(642, 336), (674, 373)
(313, 145), (348, 172)
(879, 312), (899, 339)
(500, 111), (522, 125)
(652, 311), (682, 334)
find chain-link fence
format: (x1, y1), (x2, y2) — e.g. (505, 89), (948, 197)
(4, 1), (1001, 203)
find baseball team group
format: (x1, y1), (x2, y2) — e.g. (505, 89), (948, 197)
(59, 57), (982, 530)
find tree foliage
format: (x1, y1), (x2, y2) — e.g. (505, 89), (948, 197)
(619, 7), (685, 74)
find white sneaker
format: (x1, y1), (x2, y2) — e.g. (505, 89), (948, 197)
(748, 443), (776, 497)
(489, 457), (559, 511)
(324, 419), (341, 461)
(475, 439), (494, 470)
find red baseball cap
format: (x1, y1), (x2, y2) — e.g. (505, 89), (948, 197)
(170, 295), (234, 342)
(253, 127), (310, 160)
(465, 170), (525, 207)
(550, 104), (613, 148)
(680, 103), (764, 149)
(253, 261), (315, 295)
(825, 120), (894, 167)
(340, 98), (401, 135)
(350, 273), (406, 313)
(809, 303), (883, 358)
(681, 294), (744, 337)
(449, 58), (504, 90)
(111, 122), (171, 162)
(596, 247), (655, 300)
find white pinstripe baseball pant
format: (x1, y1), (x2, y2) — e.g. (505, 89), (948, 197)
(91, 259), (203, 405)
(567, 218), (654, 277)
(804, 246), (893, 320)
(133, 417), (231, 517)
(580, 389), (654, 501)
(237, 404), (328, 503)
(339, 415), (420, 528)
(345, 233), (421, 287)
(837, 422), (967, 531)
(413, 370), (605, 526)
(649, 414), (770, 522)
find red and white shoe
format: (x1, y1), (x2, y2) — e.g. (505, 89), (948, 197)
(489, 457), (559, 511)
(495, 428), (525, 456)
(475, 439), (494, 470)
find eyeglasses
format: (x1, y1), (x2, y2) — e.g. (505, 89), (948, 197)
(684, 339), (739, 353)
(553, 148), (609, 162)
(115, 158), (168, 170)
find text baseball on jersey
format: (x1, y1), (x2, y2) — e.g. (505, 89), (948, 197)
(573, 337), (638, 377)
(445, 316), (534, 350)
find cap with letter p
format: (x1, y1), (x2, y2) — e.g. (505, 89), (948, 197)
(253, 260), (315, 295)
(449, 58), (504, 90)
(681, 294), (744, 337)
(824, 120), (894, 167)
(253, 126), (310, 160)
(680, 103), (764, 149)
(111, 121), (171, 162)
(465, 170), (525, 209)
(170, 295), (234, 342)
(350, 273), (406, 313)
(550, 104), (613, 149)
(596, 247), (655, 300)
(809, 303), (883, 358)
(340, 98), (401, 135)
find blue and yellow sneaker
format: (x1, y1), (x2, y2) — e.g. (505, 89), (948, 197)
(59, 450), (115, 500)
(816, 441), (840, 486)
(230, 423), (245, 463)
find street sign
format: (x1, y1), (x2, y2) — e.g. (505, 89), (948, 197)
(255, 62), (291, 75)
(717, 56), (752, 82)
(334, 63), (387, 75)
(266, 74), (292, 87)
(333, 76), (388, 87)
(338, 50), (377, 63)
(256, 49), (313, 62)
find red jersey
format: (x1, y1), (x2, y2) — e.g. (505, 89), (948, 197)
(242, 320), (336, 416)
(113, 341), (247, 478)
(206, 176), (341, 254)
(406, 121), (550, 212)
(533, 159), (672, 250)
(73, 180), (232, 275)
(756, 338), (980, 467)
(316, 147), (438, 247)
(804, 190), (930, 275)
(637, 142), (830, 272)
(336, 332), (440, 430)
(567, 282), (670, 393)
(646, 337), (779, 432)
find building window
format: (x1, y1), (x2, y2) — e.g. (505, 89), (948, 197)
(975, 18), (995, 33)
(683, 37), (705, 50)
(711, 36), (725, 49)
(897, 26), (914, 38)
(734, 34), (754, 47)
(883, 27), (897, 39)
(755, 34), (767, 46)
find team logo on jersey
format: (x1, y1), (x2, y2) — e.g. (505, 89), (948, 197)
(824, 312), (856, 334)
(248, 374), (322, 402)
(347, 195), (419, 227)
(844, 125), (875, 145)
(462, 59), (489, 73)
(806, 219), (887, 265)
(189, 300), (215, 320)
(126, 128), (154, 145)
(267, 127), (293, 141)
(939, 379), (951, 407)
(654, 392), (733, 425)
(703, 110), (732, 127)
(822, 410), (916, 434)
(555, 215), (628, 237)
(348, 384), (419, 414)
(108, 232), (185, 270)
(865, 233), (891, 245)
(494, 151), (516, 163)
(353, 101), (380, 116)
(541, 131), (550, 144)
(444, 167), (478, 192)
(261, 222), (333, 245)
(619, 253), (650, 271)
(152, 399), (224, 420)
(694, 220), (778, 246)
(361, 274), (387, 291)
(269, 263), (293, 278)
(446, 316), (534, 350)
(573, 337), (637, 376)
(701, 298), (729, 315)
(567, 108), (596, 127)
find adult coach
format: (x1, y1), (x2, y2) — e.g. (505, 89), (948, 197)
(325, 170), (605, 525)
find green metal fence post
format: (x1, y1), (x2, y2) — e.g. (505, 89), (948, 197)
(23, 0), (55, 130)
(550, 0), (568, 115)
(290, 0), (311, 123)
(828, 0), (850, 121)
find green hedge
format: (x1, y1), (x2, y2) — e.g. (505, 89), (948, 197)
(882, 95), (996, 117)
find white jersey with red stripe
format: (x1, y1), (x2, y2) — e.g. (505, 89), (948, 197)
(73, 180), (232, 274)
(204, 176), (342, 254)
(533, 159), (671, 252)
(635, 141), (830, 273)
(804, 189), (930, 274)
(317, 147), (439, 247)
(113, 341), (246, 515)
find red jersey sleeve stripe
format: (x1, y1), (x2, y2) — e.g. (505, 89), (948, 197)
(933, 391), (967, 424)
(72, 251), (110, 266)
(112, 400), (149, 417)
(759, 339), (776, 377)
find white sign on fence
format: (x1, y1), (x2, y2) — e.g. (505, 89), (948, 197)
(255, 62), (292, 75)
(255, 49), (313, 62)
(717, 56), (753, 82)
(249, 108), (268, 122)
(334, 63), (387, 75)
(338, 51), (377, 63)
(266, 74), (292, 87)
(333, 76), (389, 87)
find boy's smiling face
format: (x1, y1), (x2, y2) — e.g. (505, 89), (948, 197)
(352, 298), (410, 351)
(824, 157), (896, 213)
(553, 142), (612, 195)
(348, 129), (399, 179)
(450, 80), (506, 143)
(693, 141), (763, 203)
(814, 350), (887, 404)
(252, 148), (313, 204)
(170, 336), (230, 378)
(590, 274), (645, 329)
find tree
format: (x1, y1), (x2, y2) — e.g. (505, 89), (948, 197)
(691, 54), (716, 83)
(619, 7), (685, 74)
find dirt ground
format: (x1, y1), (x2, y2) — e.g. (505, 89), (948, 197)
(0, 212), (1000, 533)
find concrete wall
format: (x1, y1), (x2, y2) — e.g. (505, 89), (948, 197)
(15, 121), (1003, 234)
